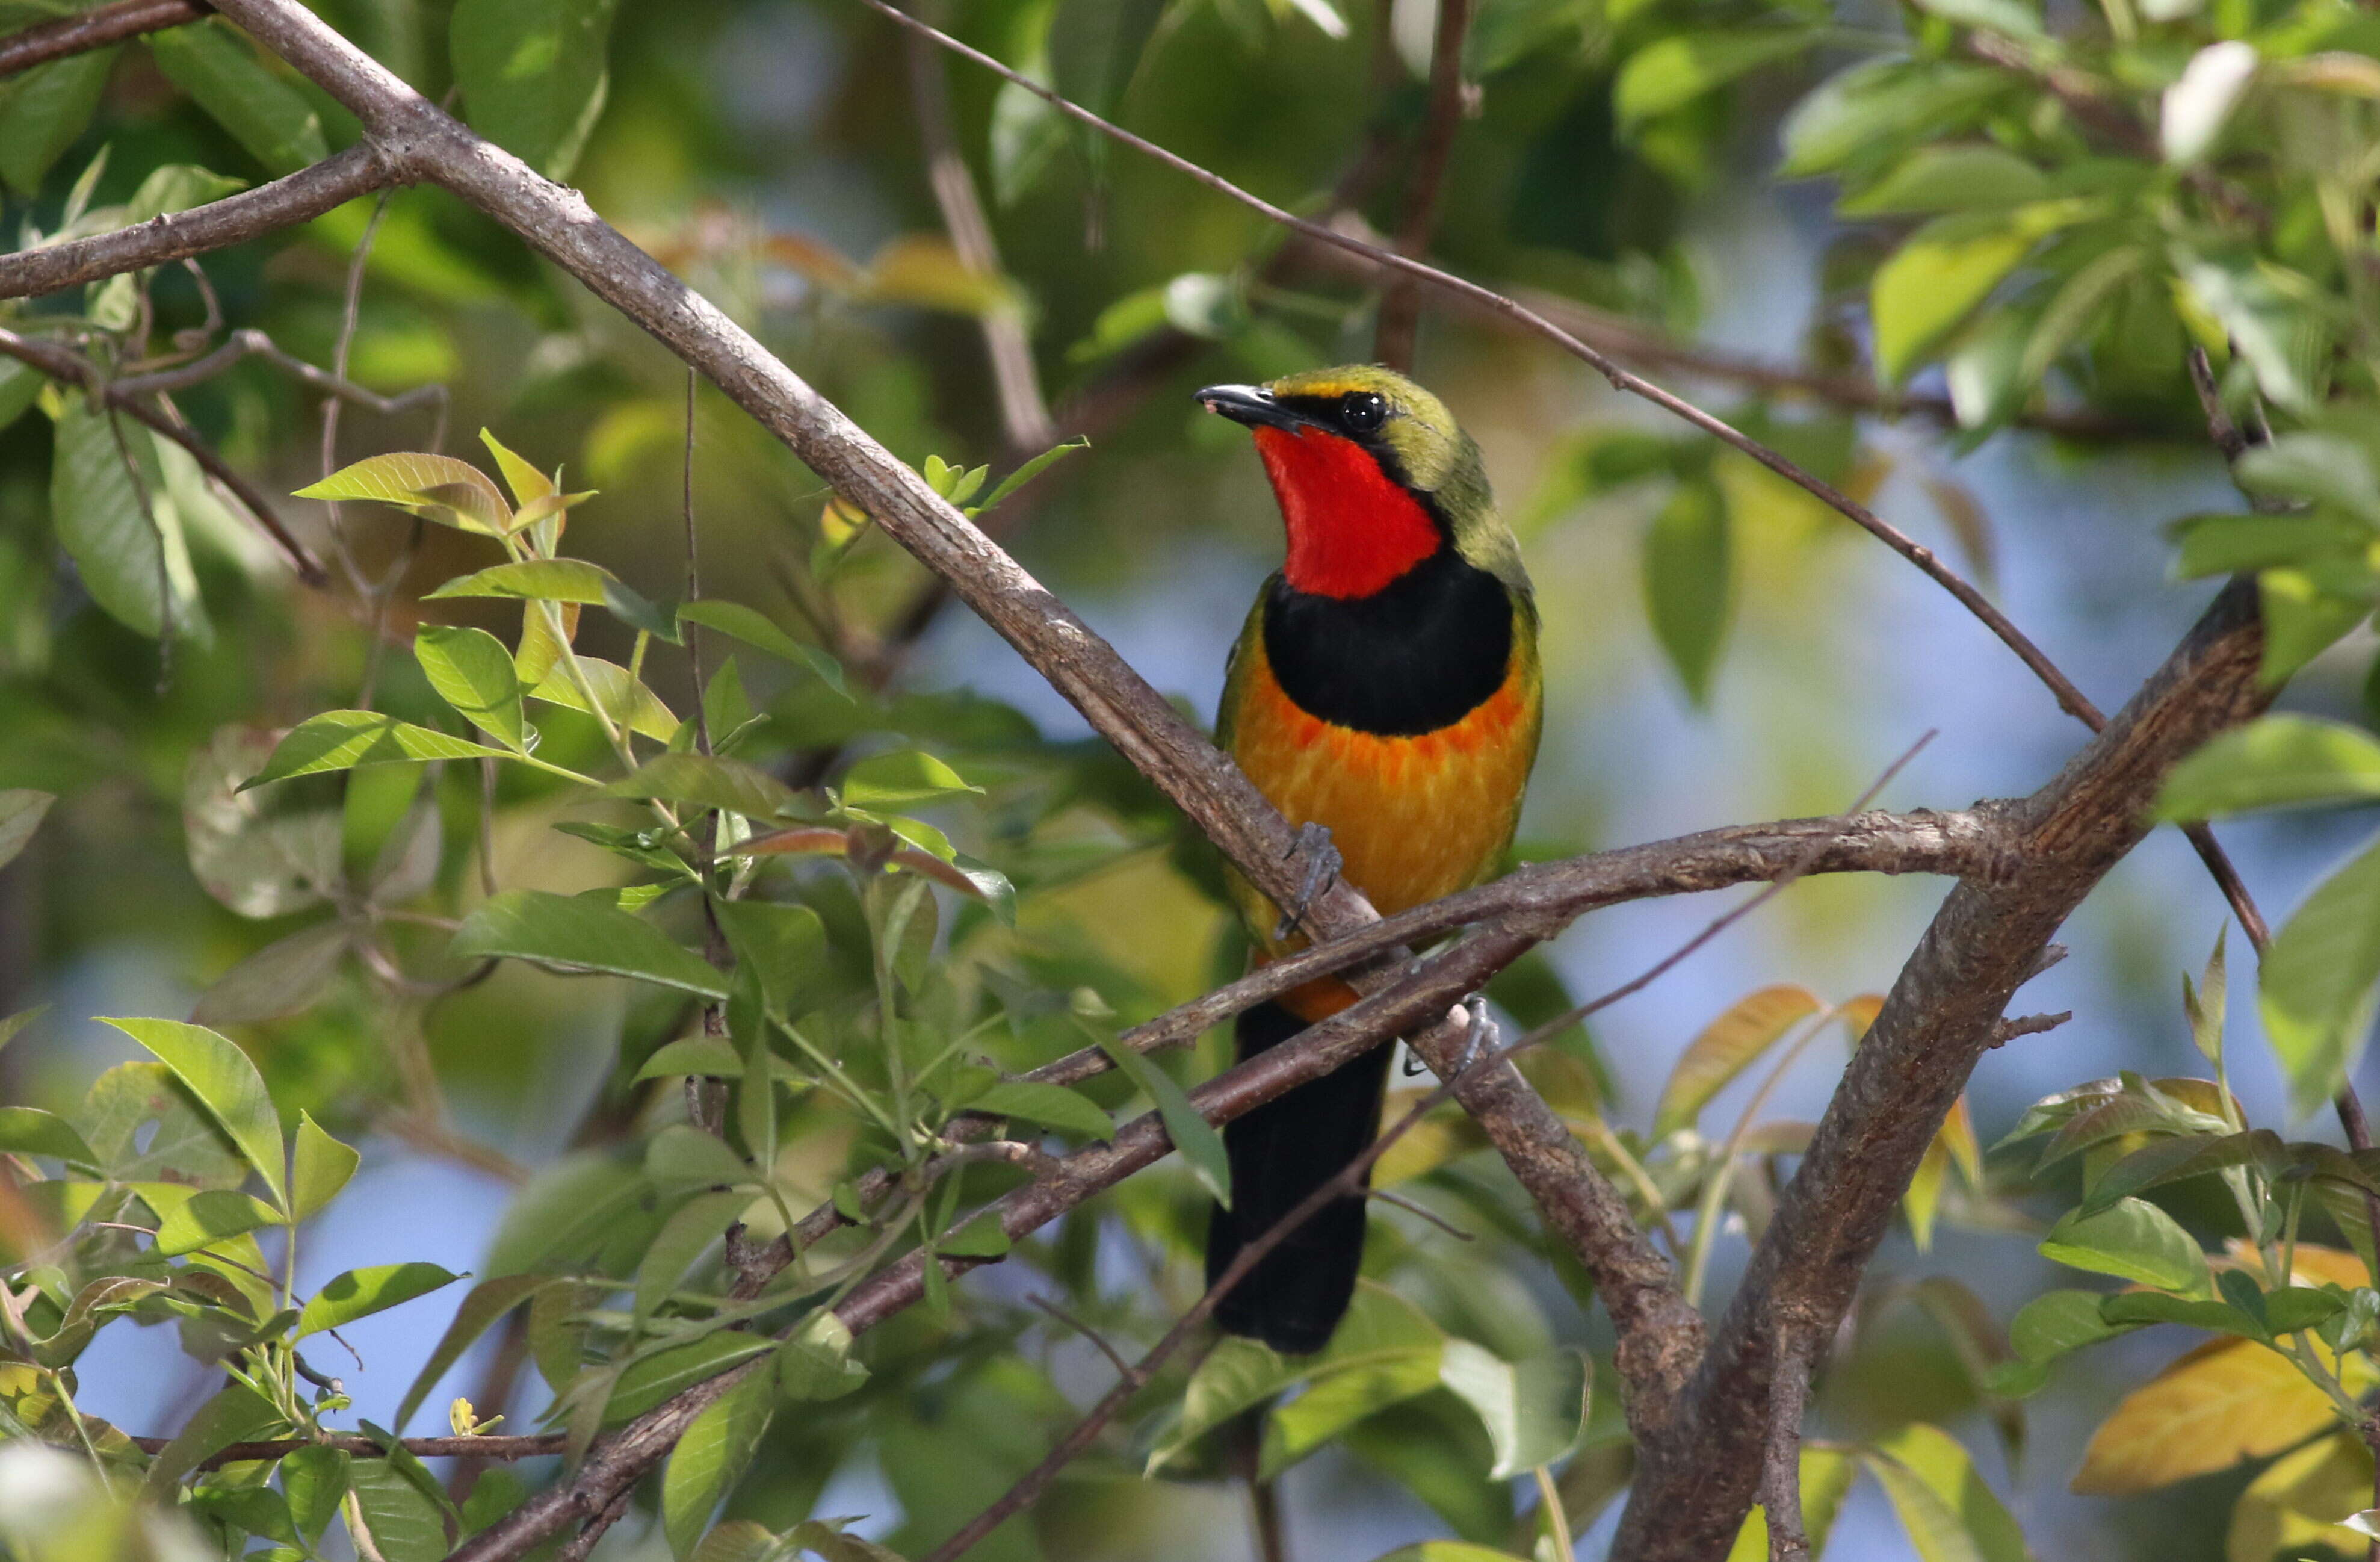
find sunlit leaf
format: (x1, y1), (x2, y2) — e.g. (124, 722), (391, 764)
(663, 1365), (776, 1559)
(2228, 1432), (2375, 1562)
(247, 710), (513, 787)
(101, 1017), (287, 1212)
(1654, 985), (1822, 1136)
(1436, 1342), (1589, 1478)
(154, 1188), (283, 1257)
(608, 754), (797, 819)
(2038, 1197), (2207, 1292)
(841, 749), (983, 810)
(2157, 717), (2380, 820)
(2261, 828), (2380, 1120)
(415, 625), (528, 750)
(51, 397), (206, 641)
(298, 1263), (463, 1337)
(2072, 1337), (2343, 1494)
(1615, 31), (1810, 127)
(297, 451), (511, 534)
(1864, 1422), (2027, 1562)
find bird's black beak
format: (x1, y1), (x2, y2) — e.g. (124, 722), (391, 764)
(1196, 383), (1311, 433)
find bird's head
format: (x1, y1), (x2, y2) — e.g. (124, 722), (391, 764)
(1196, 365), (1509, 599)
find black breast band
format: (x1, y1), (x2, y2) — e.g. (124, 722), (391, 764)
(1261, 550), (1514, 736)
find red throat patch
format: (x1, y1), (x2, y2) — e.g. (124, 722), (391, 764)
(1252, 424), (1441, 598)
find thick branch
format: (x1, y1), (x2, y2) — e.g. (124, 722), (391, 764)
(0, 144), (389, 300)
(1612, 577), (2270, 1560)
(0, 0), (202, 81)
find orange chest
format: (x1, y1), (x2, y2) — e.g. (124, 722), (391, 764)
(1226, 630), (1541, 952)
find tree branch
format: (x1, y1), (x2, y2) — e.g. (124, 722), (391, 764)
(1612, 577), (2271, 1560)
(128, 1431), (563, 1470)
(0, 0), (203, 81)
(901, 19), (1054, 453)
(1373, 0), (1471, 370)
(0, 143), (390, 299)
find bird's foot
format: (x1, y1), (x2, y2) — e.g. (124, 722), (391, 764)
(1272, 821), (1342, 943)
(1453, 994), (1498, 1076)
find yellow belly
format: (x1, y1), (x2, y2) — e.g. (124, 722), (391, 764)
(1223, 623), (1541, 999)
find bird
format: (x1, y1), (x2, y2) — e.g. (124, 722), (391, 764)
(1195, 365), (1542, 1355)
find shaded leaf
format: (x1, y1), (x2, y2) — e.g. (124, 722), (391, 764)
(2262, 829), (2380, 1120)
(608, 754), (797, 819)
(965, 1081), (1114, 1142)
(149, 21), (326, 173)
(663, 1366), (776, 1559)
(291, 1111), (360, 1223)
(194, 922), (350, 1026)
(1436, 1342), (1589, 1478)
(1098, 1034), (1230, 1207)
(155, 1188), (283, 1257)
(451, 889), (729, 997)
(2038, 1197), (2208, 1292)
(1643, 477), (1732, 704)
(0, 790), (54, 873)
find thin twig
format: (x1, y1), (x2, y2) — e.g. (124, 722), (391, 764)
(1373, 0), (1471, 370)
(1025, 1294), (1135, 1379)
(0, 327), (330, 585)
(0, 0), (203, 81)
(902, 16), (1053, 453)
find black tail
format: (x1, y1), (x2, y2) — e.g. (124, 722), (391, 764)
(1204, 1000), (1394, 1355)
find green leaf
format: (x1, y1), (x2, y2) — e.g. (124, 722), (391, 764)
(0, 1105), (96, 1167)
(451, 0), (624, 179)
(841, 749), (983, 809)
(281, 1445), (350, 1545)
(608, 754), (797, 819)
(0, 789), (55, 872)
(1643, 477), (1731, 704)
(1048, 0), (1166, 117)
(460, 1466), (526, 1536)
(2079, 1129), (2285, 1214)
(395, 1274), (556, 1431)
(636, 1037), (748, 1080)
(51, 396), (206, 641)
(345, 1452), (449, 1562)
(2039, 1197), (2209, 1292)
(939, 1211), (1011, 1259)
(711, 899), (826, 1020)
(2157, 717), (2380, 819)
(966, 1080), (1114, 1142)
(1908, 0), (2045, 39)
(1873, 217), (2035, 385)
(1840, 144), (2048, 215)
(607, 1332), (773, 1423)
(777, 1310), (870, 1401)
(148, 21), (327, 173)
(677, 600), (850, 699)
(527, 654), (680, 742)
(101, 1017), (288, 1212)
(1780, 60), (2006, 179)
(1614, 31), (1811, 128)
(2257, 568), (2367, 687)
(155, 1188), (283, 1257)
(141, 1381), (282, 1498)
(646, 1123), (754, 1189)
(415, 625), (528, 751)
(248, 710), (513, 786)
(0, 358), (43, 436)
(298, 1263), (463, 1337)
(452, 889), (729, 997)
(2174, 249), (2322, 413)
(426, 558), (616, 603)
(1098, 1034), (1231, 1208)
(970, 438), (1090, 515)
(298, 451), (513, 533)
(2098, 1289), (2267, 1339)
(193, 922), (351, 1026)
(2236, 433), (2380, 523)
(663, 1366), (776, 1559)
(0, 49), (117, 195)
(1436, 1342), (1588, 1478)
(1864, 1423), (2028, 1562)
(2264, 829), (2380, 1119)
(2172, 513), (2369, 580)
(637, 1189), (748, 1322)
(2008, 1288), (2136, 1364)
(690, 1521), (782, 1562)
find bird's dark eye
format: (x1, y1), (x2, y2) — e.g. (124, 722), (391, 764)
(1340, 392), (1387, 434)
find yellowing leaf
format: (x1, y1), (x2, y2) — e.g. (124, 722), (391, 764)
(1654, 985), (1823, 1136)
(2225, 1430), (2372, 1562)
(2072, 1337), (2344, 1495)
(2225, 1239), (2372, 1291)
